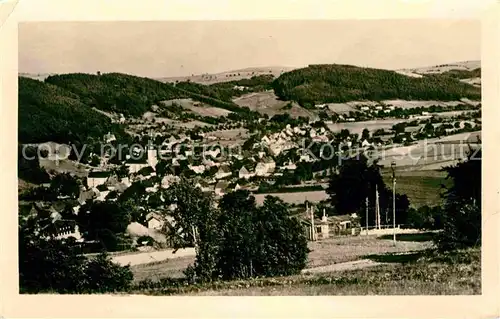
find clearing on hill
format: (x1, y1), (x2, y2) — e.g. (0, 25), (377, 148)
(162, 98), (233, 117)
(233, 90), (315, 118)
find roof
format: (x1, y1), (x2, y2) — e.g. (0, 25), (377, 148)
(262, 156), (275, 164)
(88, 170), (113, 178)
(239, 166), (250, 175)
(217, 165), (231, 173)
(126, 156), (148, 164)
(146, 212), (163, 222)
(215, 181), (229, 190)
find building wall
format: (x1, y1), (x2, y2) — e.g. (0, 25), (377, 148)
(88, 177), (107, 188)
(148, 218), (164, 230)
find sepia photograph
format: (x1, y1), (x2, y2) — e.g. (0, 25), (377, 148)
(16, 18), (483, 297)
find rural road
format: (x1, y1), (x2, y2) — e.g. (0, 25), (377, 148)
(301, 259), (383, 274)
(111, 248), (196, 266)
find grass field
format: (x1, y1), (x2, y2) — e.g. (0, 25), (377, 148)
(130, 247), (480, 295)
(233, 90), (315, 118)
(131, 234), (433, 283)
(381, 169), (450, 207)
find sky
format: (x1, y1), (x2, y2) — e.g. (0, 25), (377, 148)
(18, 20), (480, 78)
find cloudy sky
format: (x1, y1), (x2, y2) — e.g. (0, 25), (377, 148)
(19, 20), (480, 78)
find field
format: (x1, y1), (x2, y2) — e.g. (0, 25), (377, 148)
(401, 60), (480, 75)
(158, 66), (297, 85)
(374, 131), (481, 170)
(162, 98), (233, 117)
(130, 238), (480, 296)
(131, 233), (433, 284)
(233, 90), (315, 118)
(183, 248), (480, 295)
(327, 119), (407, 135)
(381, 170), (449, 207)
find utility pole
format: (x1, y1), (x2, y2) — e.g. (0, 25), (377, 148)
(391, 161), (397, 244)
(365, 197), (369, 235)
(375, 184), (380, 229)
(310, 205), (316, 241)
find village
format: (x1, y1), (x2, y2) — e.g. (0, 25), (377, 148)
(19, 94), (481, 256)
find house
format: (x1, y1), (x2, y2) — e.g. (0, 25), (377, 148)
(360, 106), (370, 111)
(375, 106), (383, 111)
(78, 188), (98, 205)
(103, 132), (116, 143)
(146, 185), (159, 193)
(53, 220), (82, 241)
(146, 212), (165, 230)
(194, 180), (211, 192)
(147, 147), (158, 169)
(189, 164), (206, 174)
(303, 210), (360, 241)
(119, 113), (126, 124)
(95, 190), (110, 201)
(262, 157), (276, 172)
(238, 166), (254, 179)
(125, 152), (149, 173)
(347, 118), (355, 122)
(161, 175), (180, 188)
(255, 157), (275, 176)
(87, 170), (113, 188)
(215, 164), (232, 179)
(361, 139), (372, 148)
(215, 181), (229, 197)
(281, 161), (297, 170)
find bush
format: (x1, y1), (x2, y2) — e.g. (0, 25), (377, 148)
(434, 147), (481, 251)
(435, 201), (481, 251)
(137, 235), (155, 246)
(19, 230), (133, 293)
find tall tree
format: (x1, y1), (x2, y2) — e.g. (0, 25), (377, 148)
(435, 147), (481, 250)
(162, 179), (220, 282)
(326, 155), (410, 226)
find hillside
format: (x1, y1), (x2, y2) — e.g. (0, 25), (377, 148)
(401, 60), (480, 75)
(272, 64), (481, 107)
(158, 66), (297, 85)
(18, 77), (119, 144)
(44, 73), (186, 117)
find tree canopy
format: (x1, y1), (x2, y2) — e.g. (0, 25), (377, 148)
(272, 64), (481, 107)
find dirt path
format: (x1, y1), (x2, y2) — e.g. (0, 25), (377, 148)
(301, 259), (383, 274)
(111, 248), (196, 266)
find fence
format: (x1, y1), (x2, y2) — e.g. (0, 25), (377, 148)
(359, 225), (421, 236)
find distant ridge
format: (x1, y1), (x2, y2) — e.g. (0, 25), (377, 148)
(157, 66), (300, 85)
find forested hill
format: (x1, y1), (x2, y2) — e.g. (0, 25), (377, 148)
(18, 77), (120, 144)
(45, 73), (186, 117)
(272, 64), (482, 107)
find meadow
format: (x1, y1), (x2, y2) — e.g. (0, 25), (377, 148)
(130, 240), (480, 295)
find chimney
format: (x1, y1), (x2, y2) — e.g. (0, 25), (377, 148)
(322, 208), (327, 223)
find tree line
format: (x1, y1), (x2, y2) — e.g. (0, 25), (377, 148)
(272, 64), (481, 107)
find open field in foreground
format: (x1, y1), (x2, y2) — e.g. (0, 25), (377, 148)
(130, 233), (433, 283)
(130, 247), (480, 295)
